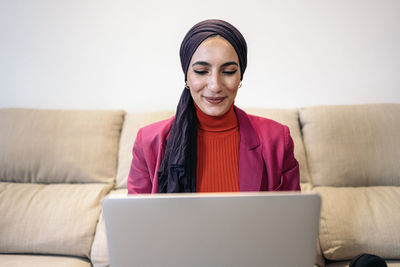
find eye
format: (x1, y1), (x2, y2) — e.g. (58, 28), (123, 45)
(222, 70), (238, 75)
(194, 70), (208, 75)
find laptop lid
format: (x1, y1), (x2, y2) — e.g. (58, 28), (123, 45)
(103, 192), (321, 267)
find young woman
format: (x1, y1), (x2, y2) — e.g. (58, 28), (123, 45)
(128, 19), (300, 193)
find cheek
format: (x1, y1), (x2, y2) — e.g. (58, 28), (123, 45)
(188, 85), (203, 104)
(187, 75), (204, 92)
(189, 80), (204, 91)
(225, 78), (241, 93)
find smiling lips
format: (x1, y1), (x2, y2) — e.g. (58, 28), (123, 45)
(204, 96), (227, 104)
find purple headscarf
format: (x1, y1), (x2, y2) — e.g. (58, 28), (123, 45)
(180, 19), (248, 81)
(158, 19), (248, 193)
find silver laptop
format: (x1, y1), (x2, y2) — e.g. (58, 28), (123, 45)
(103, 192), (321, 267)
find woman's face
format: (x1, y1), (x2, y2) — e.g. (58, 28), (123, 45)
(186, 35), (241, 117)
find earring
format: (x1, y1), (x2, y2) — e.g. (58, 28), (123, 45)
(238, 82), (242, 88)
(185, 82), (190, 89)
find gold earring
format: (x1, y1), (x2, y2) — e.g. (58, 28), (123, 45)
(238, 83), (242, 88)
(185, 82), (190, 89)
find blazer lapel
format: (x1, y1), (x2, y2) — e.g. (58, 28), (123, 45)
(235, 107), (264, 191)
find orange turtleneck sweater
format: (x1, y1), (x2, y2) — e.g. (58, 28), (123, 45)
(196, 105), (240, 192)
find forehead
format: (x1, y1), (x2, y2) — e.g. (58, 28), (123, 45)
(190, 36), (239, 63)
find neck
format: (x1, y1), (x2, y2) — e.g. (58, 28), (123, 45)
(195, 104), (238, 132)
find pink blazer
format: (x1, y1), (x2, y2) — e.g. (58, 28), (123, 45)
(127, 106), (300, 193)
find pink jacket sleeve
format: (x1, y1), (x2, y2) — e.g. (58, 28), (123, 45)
(127, 129), (152, 194)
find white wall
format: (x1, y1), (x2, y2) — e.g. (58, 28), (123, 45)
(1, 0), (399, 112)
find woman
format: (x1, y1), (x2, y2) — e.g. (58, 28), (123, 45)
(127, 19), (300, 194)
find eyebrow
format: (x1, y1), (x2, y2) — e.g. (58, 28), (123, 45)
(191, 61), (239, 68)
(192, 61), (211, 67)
(221, 61), (239, 67)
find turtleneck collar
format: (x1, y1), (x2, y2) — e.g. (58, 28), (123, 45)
(195, 103), (238, 132)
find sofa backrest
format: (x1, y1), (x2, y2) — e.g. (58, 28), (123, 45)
(0, 109), (125, 184)
(299, 103), (400, 187)
(116, 108), (309, 189)
(0, 108), (125, 259)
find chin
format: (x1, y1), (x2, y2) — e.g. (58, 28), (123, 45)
(203, 106), (229, 117)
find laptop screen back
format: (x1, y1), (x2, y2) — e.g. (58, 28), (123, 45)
(103, 192), (320, 267)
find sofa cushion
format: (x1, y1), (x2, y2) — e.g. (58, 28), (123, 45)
(0, 255), (91, 267)
(0, 182), (112, 258)
(300, 182), (313, 192)
(0, 109), (125, 184)
(314, 186), (400, 261)
(116, 108), (308, 188)
(91, 188), (128, 267)
(300, 104), (400, 186)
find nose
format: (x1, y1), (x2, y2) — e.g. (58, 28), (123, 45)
(207, 72), (222, 93)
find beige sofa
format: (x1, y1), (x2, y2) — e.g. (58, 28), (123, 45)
(0, 104), (399, 267)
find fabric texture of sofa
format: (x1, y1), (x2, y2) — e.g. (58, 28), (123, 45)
(0, 104), (399, 267)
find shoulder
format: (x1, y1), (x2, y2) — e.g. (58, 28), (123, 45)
(140, 116), (174, 134)
(246, 113), (287, 130)
(236, 107), (290, 139)
(248, 113), (289, 137)
(137, 116), (174, 147)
